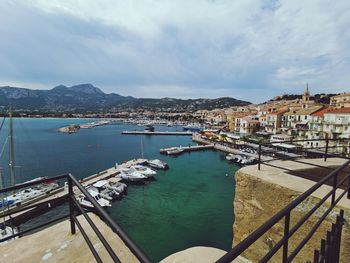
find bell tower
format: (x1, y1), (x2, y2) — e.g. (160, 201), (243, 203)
(303, 82), (310, 102)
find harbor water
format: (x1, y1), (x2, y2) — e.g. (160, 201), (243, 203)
(0, 118), (237, 262)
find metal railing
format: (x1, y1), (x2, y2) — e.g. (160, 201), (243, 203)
(313, 210), (344, 263)
(217, 140), (350, 263)
(0, 174), (151, 263)
(257, 138), (350, 171)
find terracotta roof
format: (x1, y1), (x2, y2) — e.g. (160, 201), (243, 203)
(295, 105), (323, 115)
(233, 112), (252, 118)
(311, 107), (331, 117)
(325, 107), (350, 114)
(267, 108), (287, 115)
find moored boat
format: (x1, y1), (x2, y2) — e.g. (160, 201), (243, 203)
(90, 180), (127, 199)
(76, 190), (111, 209)
(120, 170), (147, 182)
(131, 165), (157, 178)
(166, 147), (184, 156)
(144, 124), (155, 132)
(1, 180), (59, 208)
(147, 159), (168, 170)
(182, 124), (202, 132)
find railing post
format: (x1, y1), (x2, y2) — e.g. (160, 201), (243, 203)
(347, 176), (350, 199)
(283, 212), (290, 263)
(313, 249), (319, 263)
(325, 231), (331, 262)
(68, 176), (76, 235)
(258, 143), (261, 171)
(331, 172), (338, 205)
(330, 223), (337, 262)
(324, 136), (329, 162)
(335, 210), (344, 263)
(320, 239), (326, 262)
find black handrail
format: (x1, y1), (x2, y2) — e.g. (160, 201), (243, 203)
(0, 173), (151, 263)
(68, 174), (152, 263)
(0, 174), (67, 194)
(217, 155), (350, 262)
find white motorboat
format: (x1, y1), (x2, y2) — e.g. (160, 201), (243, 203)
(76, 190), (111, 209)
(1, 180), (59, 208)
(91, 180), (127, 199)
(120, 170), (147, 182)
(131, 165), (157, 177)
(240, 157), (256, 165)
(147, 159), (168, 170)
(182, 124), (202, 132)
(107, 179), (127, 195)
(87, 185), (113, 201)
(226, 154), (240, 162)
(166, 148), (184, 155)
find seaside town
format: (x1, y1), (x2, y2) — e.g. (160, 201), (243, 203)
(1, 1), (350, 262)
(57, 86), (350, 158)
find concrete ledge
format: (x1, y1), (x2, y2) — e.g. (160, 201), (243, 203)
(160, 246), (250, 263)
(233, 158), (350, 262)
(0, 213), (140, 263)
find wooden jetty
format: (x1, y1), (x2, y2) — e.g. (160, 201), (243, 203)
(160, 144), (214, 155)
(122, 131), (193, 136)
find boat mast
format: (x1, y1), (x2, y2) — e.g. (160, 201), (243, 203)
(141, 136), (144, 159)
(9, 109), (15, 187)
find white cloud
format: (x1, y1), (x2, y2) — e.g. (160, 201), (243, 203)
(0, 0), (349, 102)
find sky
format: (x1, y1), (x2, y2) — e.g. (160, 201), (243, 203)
(0, 0), (349, 103)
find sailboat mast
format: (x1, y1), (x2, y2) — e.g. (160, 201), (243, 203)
(141, 136), (144, 159)
(9, 109), (15, 186)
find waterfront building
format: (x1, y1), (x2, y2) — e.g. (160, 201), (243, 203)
(282, 106), (324, 136)
(265, 108), (287, 134)
(193, 109), (209, 121)
(239, 115), (260, 134)
(229, 112), (252, 133)
(323, 107), (350, 139)
(330, 92), (350, 108)
(258, 114), (267, 130)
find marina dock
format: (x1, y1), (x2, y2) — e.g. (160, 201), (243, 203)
(160, 144), (214, 155)
(122, 131), (193, 136)
(1, 159), (149, 223)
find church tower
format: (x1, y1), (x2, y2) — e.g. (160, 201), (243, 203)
(303, 82), (310, 102)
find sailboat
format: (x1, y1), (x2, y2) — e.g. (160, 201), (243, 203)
(0, 169), (18, 242)
(0, 110), (59, 210)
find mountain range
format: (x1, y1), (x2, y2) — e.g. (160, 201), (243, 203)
(0, 84), (250, 112)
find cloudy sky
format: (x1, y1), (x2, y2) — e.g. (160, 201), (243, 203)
(0, 0), (349, 102)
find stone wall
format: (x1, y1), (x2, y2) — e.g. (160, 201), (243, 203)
(233, 169), (350, 262)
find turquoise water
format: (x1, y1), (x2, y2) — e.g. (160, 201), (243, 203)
(0, 118), (237, 262)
